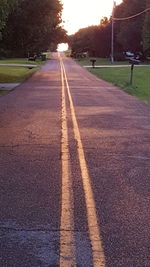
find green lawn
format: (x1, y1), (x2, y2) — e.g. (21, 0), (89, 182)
(0, 66), (38, 83)
(0, 56), (47, 84)
(89, 66), (150, 104)
(0, 57), (47, 96)
(0, 58), (43, 65)
(0, 90), (8, 96)
(76, 57), (129, 66)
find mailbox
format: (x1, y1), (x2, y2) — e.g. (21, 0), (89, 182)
(129, 58), (140, 85)
(129, 58), (140, 65)
(90, 59), (96, 68)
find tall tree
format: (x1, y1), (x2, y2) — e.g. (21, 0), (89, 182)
(143, 0), (150, 54)
(114, 0), (146, 52)
(69, 18), (111, 58)
(1, 0), (66, 56)
(0, 0), (18, 38)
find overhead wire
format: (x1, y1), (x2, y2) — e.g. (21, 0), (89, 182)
(113, 7), (150, 21)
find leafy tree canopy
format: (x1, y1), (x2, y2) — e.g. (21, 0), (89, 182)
(69, 18), (111, 58)
(0, 0), (18, 38)
(114, 0), (146, 52)
(143, 0), (150, 54)
(0, 0), (66, 56)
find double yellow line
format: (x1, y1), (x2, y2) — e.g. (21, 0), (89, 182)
(59, 53), (105, 267)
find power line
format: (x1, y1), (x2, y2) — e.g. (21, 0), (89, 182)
(114, 7), (150, 21)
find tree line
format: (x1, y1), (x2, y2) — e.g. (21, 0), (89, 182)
(0, 0), (67, 57)
(69, 0), (150, 59)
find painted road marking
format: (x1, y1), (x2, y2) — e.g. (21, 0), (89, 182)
(59, 57), (76, 267)
(61, 58), (106, 267)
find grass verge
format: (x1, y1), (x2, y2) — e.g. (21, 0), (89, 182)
(0, 66), (38, 83)
(0, 90), (8, 96)
(76, 57), (129, 66)
(0, 58), (44, 65)
(76, 57), (150, 103)
(89, 66), (150, 104)
(0, 56), (48, 83)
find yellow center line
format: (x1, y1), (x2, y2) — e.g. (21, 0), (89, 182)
(59, 53), (76, 267)
(61, 57), (106, 267)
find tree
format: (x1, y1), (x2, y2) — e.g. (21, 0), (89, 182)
(69, 18), (111, 58)
(70, 26), (98, 56)
(143, 0), (150, 54)
(1, 0), (66, 56)
(114, 0), (146, 53)
(0, 0), (18, 38)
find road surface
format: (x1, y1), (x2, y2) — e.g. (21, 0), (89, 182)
(0, 53), (150, 266)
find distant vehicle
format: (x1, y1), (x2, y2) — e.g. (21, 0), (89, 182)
(123, 51), (134, 58)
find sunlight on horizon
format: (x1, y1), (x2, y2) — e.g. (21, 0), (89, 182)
(61, 0), (122, 35)
(57, 43), (69, 51)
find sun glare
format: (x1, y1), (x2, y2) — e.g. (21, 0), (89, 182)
(61, 0), (122, 35)
(57, 43), (69, 52)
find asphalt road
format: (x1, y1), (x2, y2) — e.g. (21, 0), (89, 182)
(0, 53), (150, 267)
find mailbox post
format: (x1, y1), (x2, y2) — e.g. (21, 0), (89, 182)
(90, 59), (96, 68)
(129, 58), (140, 85)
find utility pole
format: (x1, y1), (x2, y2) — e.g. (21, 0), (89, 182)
(111, 0), (116, 64)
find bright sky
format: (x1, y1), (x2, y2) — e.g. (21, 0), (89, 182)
(61, 0), (122, 35)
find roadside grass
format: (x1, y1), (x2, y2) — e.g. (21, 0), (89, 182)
(76, 57), (129, 66)
(0, 90), (8, 96)
(89, 66), (150, 104)
(0, 66), (38, 83)
(0, 56), (48, 84)
(0, 58), (43, 65)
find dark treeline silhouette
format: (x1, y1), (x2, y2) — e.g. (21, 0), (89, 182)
(69, 18), (111, 58)
(69, 0), (150, 59)
(0, 0), (67, 57)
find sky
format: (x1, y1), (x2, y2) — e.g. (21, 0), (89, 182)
(61, 0), (122, 35)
